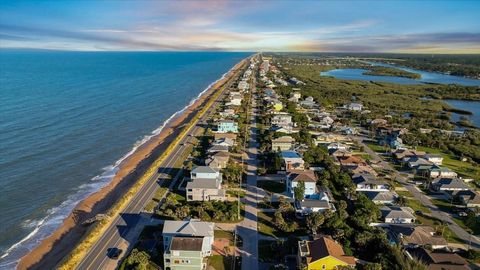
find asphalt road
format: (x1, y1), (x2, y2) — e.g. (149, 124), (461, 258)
(238, 79), (259, 270)
(75, 64), (243, 270)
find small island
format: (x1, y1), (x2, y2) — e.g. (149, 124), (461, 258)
(363, 66), (421, 79)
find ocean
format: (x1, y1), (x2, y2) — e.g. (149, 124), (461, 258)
(0, 51), (250, 268)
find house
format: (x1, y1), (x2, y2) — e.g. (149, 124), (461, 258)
(428, 165), (458, 179)
(226, 94), (242, 106)
(289, 92), (301, 102)
(272, 136), (295, 151)
(457, 190), (480, 208)
(216, 120), (238, 133)
(371, 118), (388, 126)
(338, 155), (366, 168)
(363, 191), (397, 205)
(431, 178), (469, 192)
(272, 101), (283, 111)
(207, 145), (229, 153)
(381, 206), (416, 224)
(237, 80), (249, 91)
(186, 166), (225, 201)
(327, 142), (349, 151)
(205, 152), (230, 169)
(298, 236), (356, 270)
(387, 224), (447, 249)
(350, 164), (378, 176)
(271, 113), (292, 128)
(213, 133), (237, 141)
(286, 170), (317, 198)
(424, 154), (443, 165)
(280, 151), (305, 171)
(352, 173), (390, 191)
(329, 149), (352, 158)
(299, 96), (316, 108)
(295, 187), (335, 215)
(163, 220), (214, 270)
(347, 102), (363, 111)
(219, 109), (236, 117)
(313, 133), (347, 145)
(407, 248), (471, 270)
(212, 137), (235, 147)
(392, 149), (426, 162)
(406, 156), (432, 169)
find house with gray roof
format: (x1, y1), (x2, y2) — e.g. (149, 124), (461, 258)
(431, 178), (469, 192)
(381, 206), (416, 224)
(163, 220), (214, 270)
(186, 166), (225, 201)
(387, 224), (447, 249)
(352, 173), (390, 192)
(363, 191), (397, 205)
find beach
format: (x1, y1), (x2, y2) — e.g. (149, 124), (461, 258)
(16, 58), (247, 270)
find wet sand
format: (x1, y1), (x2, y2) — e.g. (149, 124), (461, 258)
(17, 58), (247, 270)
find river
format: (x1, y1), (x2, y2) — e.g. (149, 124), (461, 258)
(320, 61), (480, 86)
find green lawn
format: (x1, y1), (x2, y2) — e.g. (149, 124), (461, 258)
(214, 230), (234, 241)
(365, 143), (388, 153)
(207, 255), (241, 270)
(416, 146), (480, 179)
(257, 180), (285, 194)
(395, 189), (432, 214)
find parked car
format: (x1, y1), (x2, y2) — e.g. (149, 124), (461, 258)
(107, 248), (123, 259)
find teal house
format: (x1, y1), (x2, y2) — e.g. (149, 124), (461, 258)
(217, 120), (238, 133)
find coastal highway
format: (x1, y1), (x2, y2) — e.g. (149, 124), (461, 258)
(75, 62), (245, 270)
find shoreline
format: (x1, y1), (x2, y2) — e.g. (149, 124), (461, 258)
(15, 58), (247, 270)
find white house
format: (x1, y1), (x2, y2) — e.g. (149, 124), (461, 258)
(381, 206), (416, 224)
(347, 102), (363, 111)
(424, 154), (443, 165)
(352, 174), (390, 192)
(186, 166), (225, 201)
(286, 170), (317, 198)
(271, 113), (292, 128)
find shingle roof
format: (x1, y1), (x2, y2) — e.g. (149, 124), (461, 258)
(191, 166), (218, 174)
(288, 170), (317, 182)
(163, 220), (214, 237)
(363, 191), (396, 202)
(170, 236), (204, 251)
(306, 236), (356, 265)
(186, 178), (219, 189)
(381, 206), (415, 219)
(389, 224), (447, 246)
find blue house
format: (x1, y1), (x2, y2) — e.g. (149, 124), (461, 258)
(217, 120), (238, 133)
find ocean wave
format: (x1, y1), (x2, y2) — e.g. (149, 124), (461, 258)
(0, 64), (234, 269)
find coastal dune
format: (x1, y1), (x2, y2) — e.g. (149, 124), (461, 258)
(17, 58), (247, 270)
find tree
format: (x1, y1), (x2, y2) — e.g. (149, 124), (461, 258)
(125, 248), (150, 270)
(306, 212), (324, 235)
(396, 196), (407, 206)
(294, 181), (306, 201)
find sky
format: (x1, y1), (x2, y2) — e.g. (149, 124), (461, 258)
(1, 0), (479, 53)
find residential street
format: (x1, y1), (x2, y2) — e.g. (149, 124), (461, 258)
(353, 136), (480, 249)
(237, 84), (259, 270)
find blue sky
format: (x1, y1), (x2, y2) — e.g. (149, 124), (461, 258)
(1, 0), (479, 53)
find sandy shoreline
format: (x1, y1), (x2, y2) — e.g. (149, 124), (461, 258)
(17, 58), (247, 270)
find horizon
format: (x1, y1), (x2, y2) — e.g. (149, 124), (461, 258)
(1, 0), (480, 54)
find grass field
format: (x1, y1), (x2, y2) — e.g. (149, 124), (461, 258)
(207, 255), (241, 270)
(257, 180), (285, 194)
(257, 211), (307, 238)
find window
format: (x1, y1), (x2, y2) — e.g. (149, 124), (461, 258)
(165, 259), (170, 263)
(322, 265), (326, 269)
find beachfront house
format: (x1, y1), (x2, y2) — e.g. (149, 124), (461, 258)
(271, 113), (292, 128)
(286, 170), (317, 198)
(186, 166), (225, 201)
(216, 120), (238, 133)
(272, 136), (295, 151)
(163, 220), (214, 270)
(298, 236), (356, 270)
(280, 150), (305, 171)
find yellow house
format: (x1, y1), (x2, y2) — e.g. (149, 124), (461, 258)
(273, 102), (283, 111)
(298, 236), (356, 270)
